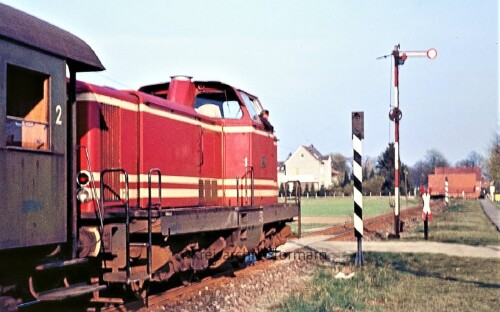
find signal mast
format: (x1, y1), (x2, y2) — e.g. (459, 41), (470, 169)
(383, 44), (437, 237)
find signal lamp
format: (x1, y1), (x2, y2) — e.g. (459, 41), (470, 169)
(76, 187), (91, 203)
(77, 171), (90, 186)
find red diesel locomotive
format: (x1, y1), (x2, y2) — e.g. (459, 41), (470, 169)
(0, 3), (299, 310)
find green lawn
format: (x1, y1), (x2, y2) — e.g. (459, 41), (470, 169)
(298, 196), (419, 218)
(279, 199), (500, 311)
(278, 253), (500, 312)
(403, 199), (500, 246)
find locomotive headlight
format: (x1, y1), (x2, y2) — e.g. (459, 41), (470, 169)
(76, 187), (91, 203)
(77, 171), (90, 186)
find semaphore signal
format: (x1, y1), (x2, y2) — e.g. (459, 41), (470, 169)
(379, 44), (437, 238)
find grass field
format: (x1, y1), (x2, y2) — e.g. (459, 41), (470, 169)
(279, 199), (500, 311)
(289, 196), (420, 233)
(278, 253), (500, 312)
(298, 196), (419, 219)
(403, 199), (500, 246)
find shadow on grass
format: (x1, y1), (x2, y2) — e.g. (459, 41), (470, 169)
(369, 253), (500, 290)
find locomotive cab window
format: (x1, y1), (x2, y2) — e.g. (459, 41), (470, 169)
(195, 90), (243, 119)
(6, 65), (50, 150)
(240, 92), (263, 121)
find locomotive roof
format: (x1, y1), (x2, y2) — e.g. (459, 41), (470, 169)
(139, 80), (231, 95)
(0, 3), (104, 72)
(139, 80), (257, 99)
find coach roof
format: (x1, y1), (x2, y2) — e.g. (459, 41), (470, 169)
(0, 3), (104, 72)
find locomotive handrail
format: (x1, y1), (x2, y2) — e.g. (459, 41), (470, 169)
(147, 168), (162, 278)
(249, 166), (254, 207)
(238, 166), (254, 207)
(236, 176), (239, 206)
(100, 168), (131, 282)
(78, 145), (104, 233)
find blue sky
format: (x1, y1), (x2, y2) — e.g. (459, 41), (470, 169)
(5, 0), (498, 166)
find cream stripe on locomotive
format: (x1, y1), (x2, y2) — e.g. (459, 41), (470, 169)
(219, 189), (278, 197)
(77, 92), (274, 137)
(89, 172), (277, 187)
(85, 172), (277, 199)
(118, 173), (277, 188)
(83, 188), (278, 201)
(124, 188), (277, 199)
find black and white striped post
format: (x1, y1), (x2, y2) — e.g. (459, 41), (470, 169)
(352, 112), (364, 266)
(445, 177), (449, 207)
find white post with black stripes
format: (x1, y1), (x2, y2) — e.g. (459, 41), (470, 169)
(445, 176), (449, 207)
(352, 112), (364, 266)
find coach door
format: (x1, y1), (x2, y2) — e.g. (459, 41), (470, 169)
(0, 44), (67, 249)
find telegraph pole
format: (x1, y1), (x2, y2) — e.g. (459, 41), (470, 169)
(389, 44), (437, 238)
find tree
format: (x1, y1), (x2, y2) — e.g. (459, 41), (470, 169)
(330, 153), (349, 187)
(456, 151), (484, 168)
(424, 149), (449, 169)
(409, 160), (427, 187)
(342, 171), (350, 187)
(303, 183), (310, 196)
(310, 183), (316, 196)
(318, 185), (326, 196)
(486, 133), (500, 186)
(362, 157), (376, 181)
(364, 175), (385, 195)
(410, 149), (449, 186)
(375, 143), (412, 195)
(376, 143), (395, 195)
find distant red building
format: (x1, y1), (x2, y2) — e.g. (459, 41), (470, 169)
(428, 167), (482, 198)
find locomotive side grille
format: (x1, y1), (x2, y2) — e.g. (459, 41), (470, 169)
(100, 104), (121, 202)
(199, 179), (218, 206)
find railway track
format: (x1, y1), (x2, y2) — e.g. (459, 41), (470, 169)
(101, 256), (279, 312)
(304, 202), (444, 241)
(100, 202), (444, 311)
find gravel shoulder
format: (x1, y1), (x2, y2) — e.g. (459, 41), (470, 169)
(146, 258), (319, 312)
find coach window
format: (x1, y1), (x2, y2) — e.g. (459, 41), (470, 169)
(6, 65), (50, 150)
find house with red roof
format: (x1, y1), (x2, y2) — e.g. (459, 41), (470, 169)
(428, 167), (482, 198)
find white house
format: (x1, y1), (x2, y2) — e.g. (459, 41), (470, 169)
(278, 145), (339, 192)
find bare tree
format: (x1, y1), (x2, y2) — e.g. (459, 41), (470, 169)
(486, 133), (500, 186)
(455, 151), (484, 167)
(330, 153), (350, 186)
(424, 149), (450, 169)
(409, 149), (449, 186)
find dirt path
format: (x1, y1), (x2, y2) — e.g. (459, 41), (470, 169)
(281, 238), (500, 259)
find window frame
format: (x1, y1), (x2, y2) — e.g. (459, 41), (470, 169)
(240, 92), (263, 122)
(5, 64), (51, 151)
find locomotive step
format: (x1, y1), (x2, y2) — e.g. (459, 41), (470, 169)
(103, 271), (150, 284)
(36, 283), (106, 301)
(90, 296), (124, 305)
(35, 258), (89, 271)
